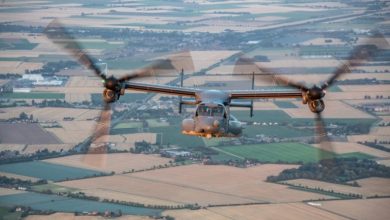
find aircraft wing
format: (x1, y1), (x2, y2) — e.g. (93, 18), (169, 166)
(125, 82), (199, 97)
(229, 90), (302, 99)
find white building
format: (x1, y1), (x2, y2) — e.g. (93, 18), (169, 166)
(33, 80), (62, 86)
(22, 74), (44, 81)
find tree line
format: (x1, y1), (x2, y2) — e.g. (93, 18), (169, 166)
(266, 158), (390, 184)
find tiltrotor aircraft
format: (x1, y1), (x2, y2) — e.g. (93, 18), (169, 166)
(45, 20), (387, 164)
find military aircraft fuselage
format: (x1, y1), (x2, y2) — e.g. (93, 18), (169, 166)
(181, 90), (243, 138)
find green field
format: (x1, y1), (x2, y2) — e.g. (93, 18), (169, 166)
(150, 125), (205, 148)
(0, 206), (21, 220)
(0, 192), (162, 216)
(216, 143), (373, 163)
(0, 92), (65, 99)
(243, 125), (313, 138)
(217, 143), (332, 163)
(146, 119), (169, 128)
(0, 38), (38, 50)
(110, 121), (206, 148)
(114, 121), (143, 129)
(0, 161), (104, 181)
(274, 101), (297, 108)
(232, 110), (292, 122)
(210, 150), (244, 162)
(110, 127), (139, 135)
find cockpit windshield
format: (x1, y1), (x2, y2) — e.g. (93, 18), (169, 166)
(196, 104), (225, 117)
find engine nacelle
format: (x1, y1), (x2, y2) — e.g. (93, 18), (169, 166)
(228, 120), (242, 136)
(308, 99), (325, 113)
(103, 89), (119, 103)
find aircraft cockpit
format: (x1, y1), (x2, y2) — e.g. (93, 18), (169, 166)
(196, 103), (226, 118)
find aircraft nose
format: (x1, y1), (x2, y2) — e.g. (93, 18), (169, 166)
(196, 117), (221, 134)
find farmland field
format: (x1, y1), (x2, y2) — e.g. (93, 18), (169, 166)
(243, 125), (313, 138)
(0, 206), (22, 220)
(0, 171), (39, 182)
(0, 161), (104, 181)
(312, 142), (390, 158)
(0, 123), (61, 144)
(284, 100), (375, 119)
(108, 133), (158, 150)
(0, 192), (162, 216)
(274, 101), (298, 108)
(231, 110), (292, 122)
(0, 187), (25, 196)
(72, 39), (124, 50)
(319, 198), (390, 220)
(216, 143), (334, 163)
(114, 122), (143, 129)
(286, 177), (390, 198)
(58, 164), (335, 206)
(146, 119), (170, 128)
(0, 38), (38, 50)
(107, 133), (154, 143)
(25, 212), (150, 220)
(0, 92), (65, 99)
(149, 125), (205, 148)
(45, 121), (96, 144)
(164, 202), (348, 220)
(44, 153), (172, 173)
(0, 107), (100, 121)
(348, 134), (390, 143)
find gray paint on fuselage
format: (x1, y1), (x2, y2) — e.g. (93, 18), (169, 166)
(195, 90), (231, 105)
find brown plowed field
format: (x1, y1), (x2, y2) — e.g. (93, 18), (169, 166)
(0, 123), (61, 144)
(58, 164), (336, 206)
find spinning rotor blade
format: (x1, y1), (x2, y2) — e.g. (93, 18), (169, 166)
(322, 33), (389, 89)
(233, 54), (308, 90)
(82, 102), (112, 167)
(118, 50), (195, 83)
(44, 19), (106, 80)
(233, 55), (263, 74)
(118, 59), (175, 82)
(315, 112), (334, 161)
(166, 50), (195, 74)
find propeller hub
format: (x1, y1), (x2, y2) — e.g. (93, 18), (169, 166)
(104, 76), (120, 91)
(307, 85), (325, 100)
(102, 76), (123, 103)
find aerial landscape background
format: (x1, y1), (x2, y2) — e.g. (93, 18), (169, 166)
(0, 0), (389, 219)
